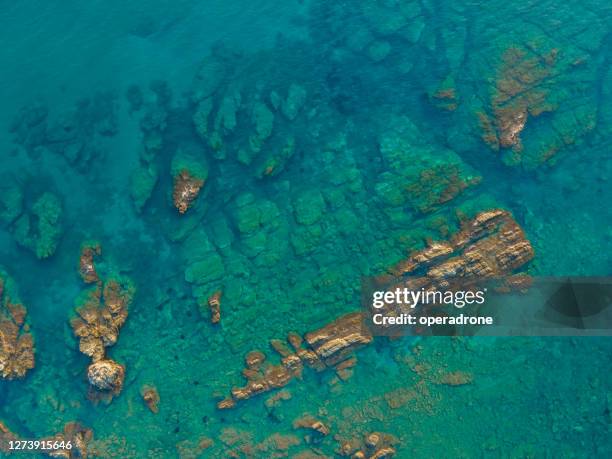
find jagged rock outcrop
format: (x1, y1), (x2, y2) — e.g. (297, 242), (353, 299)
(0, 270), (35, 380)
(384, 209), (535, 289)
(217, 312), (372, 409)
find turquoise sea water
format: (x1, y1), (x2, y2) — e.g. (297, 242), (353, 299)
(0, 1), (611, 457)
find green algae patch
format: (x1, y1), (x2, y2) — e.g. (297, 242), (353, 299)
(13, 192), (63, 259)
(171, 148), (210, 183)
(0, 177), (23, 226)
(130, 165), (158, 213)
(376, 116), (481, 214)
(293, 190), (326, 225)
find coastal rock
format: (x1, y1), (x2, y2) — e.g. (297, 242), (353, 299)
(0, 420), (19, 453)
(281, 84), (307, 120)
(218, 312), (371, 408)
(170, 148), (209, 215)
(42, 422), (93, 459)
(0, 270), (35, 380)
(10, 93), (117, 169)
(87, 359), (125, 396)
(382, 209), (535, 315)
(293, 190), (326, 225)
(249, 101), (274, 153)
(338, 431), (398, 458)
(0, 176), (23, 226)
(293, 415), (330, 441)
(71, 279), (132, 362)
(304, 312), (372, 366)
(172, 171), (205, 215)
(192, 55), (227, 101)
(78, 242), (101, 284)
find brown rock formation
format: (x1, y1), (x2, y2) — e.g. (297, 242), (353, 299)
(217, 210), (533, 409)
(385, 209), (534, 287)
(373, 209), (535, 335)
(0, 420), (19, 453)
(480, 46), (558, 152)
(207, 290), (222, 324)
(87, 359), (125, 403)
(304, 312), (372, 366)
(79, 243), (101, 284)
(173, 170), (204, 214)
(1, 421), (92, 458)
(293, 415), (330, 443)
(405, 164), (481, 214)
(71, 282), (130, 363)
(338, 432), (398, 458)
(71, 246), (133, 403)
(42, 422), (93, 459)
(0, 277), (35, 380)
(141, 385), (160, 413)
(218, 312), (372, 409)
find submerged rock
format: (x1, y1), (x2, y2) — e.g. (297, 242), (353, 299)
(217, 312), (371, 408)
(207, 290), (222, 324)
(141, 385), (160, 414)
(13, 191), (63, 259)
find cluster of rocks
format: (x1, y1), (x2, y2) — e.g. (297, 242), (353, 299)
(71, 244), (133, 403)
(383, 209), (535, 288)
(338, 431), (398, 458)
(0, 420), (92, 458)
(217, 312), (372, 409)
(0, 269), (35, 380)
(427, 1), (605, 169)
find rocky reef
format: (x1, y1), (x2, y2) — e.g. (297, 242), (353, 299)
(171, 147), (209, 215)
(375, 116), (481, 214)
(0, 0), (610, 457)
(384, 209), (535, 288)
(70, 245), (133, 403)
(0, 268), (35, 380)
(42, 422), (93, 459)
(338, 431), (398, 458)
(218, 312), (372, 409)
(0, 420), (92, 458)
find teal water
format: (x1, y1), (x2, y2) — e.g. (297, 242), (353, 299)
(0, 0), (611, 457)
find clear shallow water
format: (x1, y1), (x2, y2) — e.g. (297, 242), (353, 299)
(0, 0), (611, 458)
